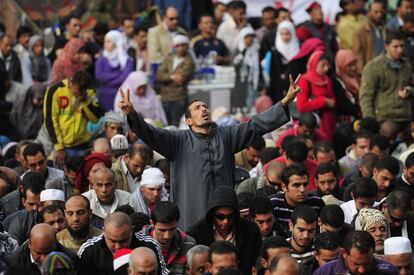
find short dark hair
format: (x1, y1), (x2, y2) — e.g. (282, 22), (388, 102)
(62, 12), (81, 26)
(298, 113), (317, 129)
(237, 192), (254, 211)
(260, 236), (290, 260)
(275, 7), (289, 18)
(387, 190), (411, 213)
(315, 231), (341, 254)
(315, 163), (338, 180)
(71, 71), (91, 92)
(405, 152), (414, 168)
(313, 141), (335, 156)
(369, 134), (390, 150)
(134, 24), (148, 36)
(259, 147), (280, 165)
(227, 0), (246, 11)
(319, 205), (345, 229)
(198, 14), (214, 25)
(23, 143), (45, 160)
(281, 135), (296, 152)
(151, 201), (180, 224)
(385, 29), (405, 44)
(285, 140), (308, 162)
(208, 241), (239, 263)
(343, 230), (375, 254)
(281, 163), (308, 186)
(353, 130), (372, 144)
(290, 205), (318, 225)
(22, 172), (45, 199)
(249, 136), (265, 151)
(128, 144), (153, 164)
(374, 156), (400, 176)
(93, 22), (109, 36)
(368, 0), (386, 10)
(262, 6), (276, 15)
(359, 118), (380, 134)
(131, 212), (150, 232)
(40, 204), (64, 221)
(397, 0), (412, 8)
(249, 195), (273, 219)
(115, 204), (136, 216)
(65, 155), (83, 172)
(185, 100), (204, 119)
(352, 177), (378, 199)
(16, 25), (32, 40)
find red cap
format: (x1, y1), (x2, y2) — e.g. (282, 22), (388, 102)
(306, 1), (321, 12)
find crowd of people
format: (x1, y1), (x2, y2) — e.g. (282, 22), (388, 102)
(1, 0), (414, 274)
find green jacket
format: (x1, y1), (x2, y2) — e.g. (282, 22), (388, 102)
(359, 53), (413, 122)
(112, 157), (130, 192)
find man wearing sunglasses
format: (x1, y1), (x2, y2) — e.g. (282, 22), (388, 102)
(188, 185), (262, 275)
(381, 190), (414, 248)
(147, 7), (187, 65)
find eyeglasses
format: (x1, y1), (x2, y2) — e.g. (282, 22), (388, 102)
(213, 212), (235, 221)
(168, 17), (179, 21)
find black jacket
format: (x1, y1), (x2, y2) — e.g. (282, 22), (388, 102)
(78, 232), (168, 275)
(1, 50), (22, 82)
(9, 240), (79, 275)
(187, 185), (262, 275)
(8, 210), (40, 245)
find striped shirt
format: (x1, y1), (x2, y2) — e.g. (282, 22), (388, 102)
(288, 238), (315, 265)
(269, 192), (325, 229)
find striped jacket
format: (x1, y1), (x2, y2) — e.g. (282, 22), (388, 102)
(78, 231), (168, 275)
(142, 225), (196, 275)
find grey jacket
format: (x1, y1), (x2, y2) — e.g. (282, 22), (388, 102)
(127, 102), (289, 229)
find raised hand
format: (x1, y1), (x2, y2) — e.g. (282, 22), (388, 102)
(281, 74), (302, 107)
(118, 88), (134, 115)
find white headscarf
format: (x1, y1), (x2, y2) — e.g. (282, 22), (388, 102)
(103, 30), (129, 69)
(275, 20), (299, 64)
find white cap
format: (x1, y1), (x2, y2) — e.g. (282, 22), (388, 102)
(172, 34), (189, 46)
(384, 237), (412, 255)
(140, 168), (165, 188)
(111, 134), (129, 151)
(40, 189), (65, 202)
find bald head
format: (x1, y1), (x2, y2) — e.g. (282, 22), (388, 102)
(269, 254), (300, 275)
(104, 212), (133, 254)
(265, 162), (286, 188)
(105, 211), (132, 228)
(93, 138), (112, 156)
(29, 223), (57, 266)
(164, 7), (179, 31)
(128, 247), (158, 275)
(94, 167), (115, 182)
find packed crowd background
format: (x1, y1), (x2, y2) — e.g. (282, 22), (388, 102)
(1, 0), (414, 274)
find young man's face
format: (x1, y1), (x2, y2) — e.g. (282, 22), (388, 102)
(373, 168), (395, 192)
(385, 39), (405, 60)
(26, 152), (48, 175)
(135, 30), (148, 49)
(404, 165), (414, 184)
(186, 101), (212, 128)
(66, 18), (81, 37)
(384, 206), (408, 228)
(208, 253), (238, 275)
(315, 247), (341, 267)
(309, 7), (323, 25)
(353, 138), (370, 159)
(253, 212), (275, 237)
(354, 196), (376, 211)
(282, 175), (309, 206)
(199, 16), (216, 36)
(289, 218), (316, 249)
(152, 221), (178, 248)
(315, 172), (337, 196)
(262, 11), (276, 29)
(398, 0), (413, 17)
(123, 19), (135, 38)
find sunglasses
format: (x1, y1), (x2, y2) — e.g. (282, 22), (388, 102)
(213, 212), (235, 221)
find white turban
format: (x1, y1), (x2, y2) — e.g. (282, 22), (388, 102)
(172, 34), (189, 46)
(140, 168), (165, 188)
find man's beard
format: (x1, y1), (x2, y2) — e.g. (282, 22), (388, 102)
(68, 224), (90, 240)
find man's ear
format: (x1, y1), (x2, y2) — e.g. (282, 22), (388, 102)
(288, 220), (293, 232)
(207, 262), (212, 273)
(260, 257), (268, 269)
(317, 217), (322, 227)
(350, 192), (355, 200)
(186, 118), (193, 127)
(281, 183), (288, 193)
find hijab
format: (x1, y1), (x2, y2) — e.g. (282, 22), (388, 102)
(303, 50), (329, 87)
(28, 35), (48, 82)
(51, 38), (85, 83)
(9, 84), (47, 139)
(290, 38), (326, 62)
(114, 71), (167, 125)
(103, 30), (129, 69)
(275, 21), (299, 64)
(335, 49), (360, 95)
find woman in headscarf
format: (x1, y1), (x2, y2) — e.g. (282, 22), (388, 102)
(95, 30), (134, 111)
(285, 38), (326, 80)
(9, 83), (46, 139)
(74, 152), (112, 193)
(333, 49), (361, 124)
(21, 35), (51, 86)
(296, 50), (336, 140)
(264, 20), (299, 103)
(233, 27), (261, 111)
(114, 71), (167, 126)
(50, 38), (86, 83)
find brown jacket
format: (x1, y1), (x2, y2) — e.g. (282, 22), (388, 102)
(353, 21), (387, 73)
(155, 54), (195, 102)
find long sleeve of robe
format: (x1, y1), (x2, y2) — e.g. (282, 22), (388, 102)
(127, 102), (290, 229)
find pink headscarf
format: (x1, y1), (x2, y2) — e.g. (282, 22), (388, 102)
(335, 49), (360, 95)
